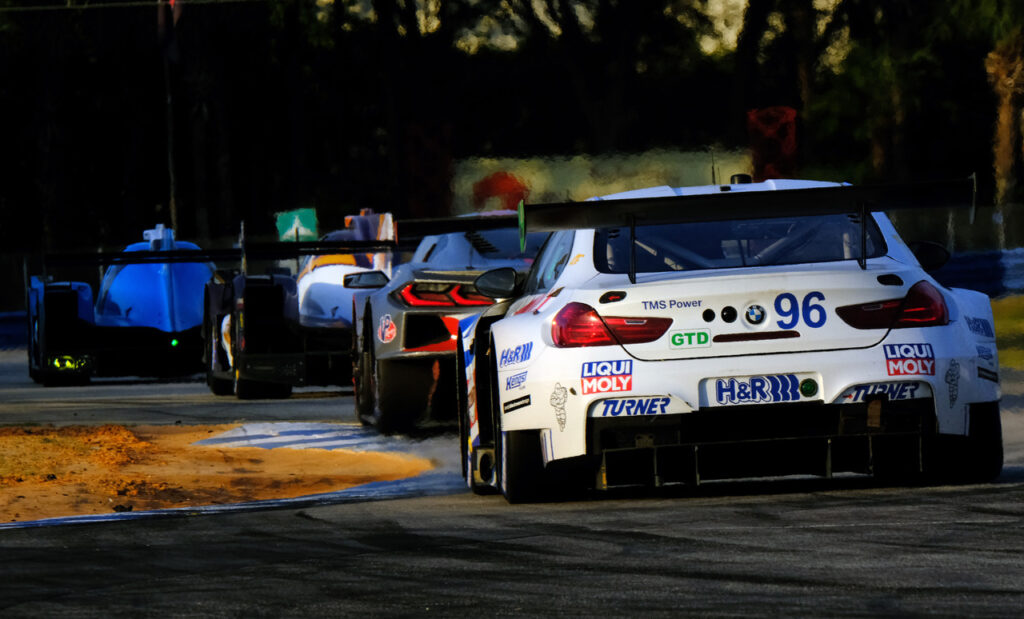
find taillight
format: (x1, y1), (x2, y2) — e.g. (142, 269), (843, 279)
(397, 283), (493, 307)
(836, 280), (949, 330)
(551, 302), (672, 347)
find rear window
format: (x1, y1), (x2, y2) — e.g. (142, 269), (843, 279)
(594, 214), (887, 273)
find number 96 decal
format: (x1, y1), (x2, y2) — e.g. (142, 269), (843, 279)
(774, 291), (827, 329)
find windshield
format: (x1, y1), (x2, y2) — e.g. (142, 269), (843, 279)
(594, 214), (887, 274)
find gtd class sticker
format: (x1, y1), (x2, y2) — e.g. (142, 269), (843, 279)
(668, 329), (711, 349)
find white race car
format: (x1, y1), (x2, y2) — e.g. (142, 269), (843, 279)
(456, 177), (1003, 502)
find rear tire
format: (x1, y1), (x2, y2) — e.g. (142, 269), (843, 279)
(498, 429), (548, 504)
(926, 402), (1003, 483)
(206, 325), (234, 396)
(353, 324), (375, 426)
(963, 402), (1003, 482)
(28, 317), (41, 384)
(372, 359), (431, 435)
(456, 334), (495, 494)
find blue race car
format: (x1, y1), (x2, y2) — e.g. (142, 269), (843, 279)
(27, 225), (217, 384)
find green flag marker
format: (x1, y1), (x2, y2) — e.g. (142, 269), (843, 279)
(275, 208), (319, 242)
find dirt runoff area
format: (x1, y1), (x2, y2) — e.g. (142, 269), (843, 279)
(0, 424), (434, 523)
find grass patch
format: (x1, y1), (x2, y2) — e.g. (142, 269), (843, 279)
(992, 295), (1024, 370)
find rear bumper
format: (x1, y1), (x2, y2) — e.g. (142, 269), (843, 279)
(236, 324), (353, 387)
(40, 326), (204, 378)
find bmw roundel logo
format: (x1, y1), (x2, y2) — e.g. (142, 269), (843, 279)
(745, 304), (766, 325)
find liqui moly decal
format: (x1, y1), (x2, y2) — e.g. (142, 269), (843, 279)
(715, 374), (799, 405)
(581, 360), (633, 395)
(499, 342), (533, 368)
(884, 343), (935, 376)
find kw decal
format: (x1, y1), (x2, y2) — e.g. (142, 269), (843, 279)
(581, 360), (633, 395)
(884, 343), (935, 376)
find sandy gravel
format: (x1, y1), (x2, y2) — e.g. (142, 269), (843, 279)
(0, 423), (433, 523)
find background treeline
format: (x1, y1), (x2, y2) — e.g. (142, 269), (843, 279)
(1, 0), (1023, 258)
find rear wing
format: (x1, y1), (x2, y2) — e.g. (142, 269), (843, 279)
(395, 213), (517, 249)
(517, 176), (977, 279)
(34, 213), (522, 278)
(37, 241), (397, 269)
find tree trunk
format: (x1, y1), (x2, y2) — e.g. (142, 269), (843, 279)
(985, 31), (1024, 208)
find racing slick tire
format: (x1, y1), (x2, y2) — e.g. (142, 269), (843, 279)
(962, 402), (1003, 482)
(353, 318), (375, 426)
(205, 329), (234, 396)
(925, 402), (1003, 484)
(28, 317), (41, 384)
(498, 429), (548, 504)
(371, 360), (431, 435)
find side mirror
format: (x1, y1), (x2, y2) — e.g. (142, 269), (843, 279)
(344, 271), (389, 289)
(907, 241), (950, 272)
(474, 267), (519, 299)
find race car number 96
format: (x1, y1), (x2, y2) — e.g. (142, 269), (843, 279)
(775, 291), (826, 329)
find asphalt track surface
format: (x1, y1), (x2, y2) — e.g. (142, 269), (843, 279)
(2, 348), (1024, 616)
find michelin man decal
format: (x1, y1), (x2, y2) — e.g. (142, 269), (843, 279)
(550, 382), (568, 431)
